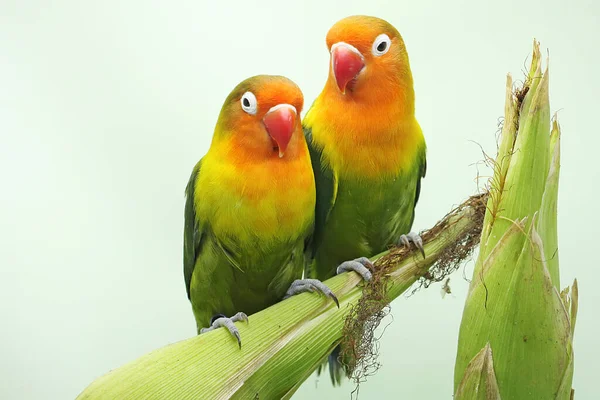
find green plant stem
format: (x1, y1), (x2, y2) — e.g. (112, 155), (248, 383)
(78, 194), (486, 400)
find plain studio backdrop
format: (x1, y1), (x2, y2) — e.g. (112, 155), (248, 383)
(1, 0), (598, 399)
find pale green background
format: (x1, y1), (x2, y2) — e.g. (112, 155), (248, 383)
(1, 0), (598, 399)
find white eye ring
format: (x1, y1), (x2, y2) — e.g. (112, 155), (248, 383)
(240, 91), (258, 115)
(372, 33), (391, 56)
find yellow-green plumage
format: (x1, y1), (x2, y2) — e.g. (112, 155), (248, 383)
(183, 75), (315, 333)
(303, 15), (427, 384)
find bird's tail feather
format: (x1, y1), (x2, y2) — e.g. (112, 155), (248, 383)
(316, 345), (348, 386)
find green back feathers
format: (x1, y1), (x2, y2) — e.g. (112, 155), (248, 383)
(183, 160), (203, 300)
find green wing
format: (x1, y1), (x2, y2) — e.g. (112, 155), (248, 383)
(303, 126), (337, 268)
(183, 160), (204, 300)
(415, 155), (427, 205)
(410, 151), (427, 227)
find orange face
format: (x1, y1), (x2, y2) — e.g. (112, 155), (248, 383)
(325, 16), (411, 101)
(215, 75), (305, 159)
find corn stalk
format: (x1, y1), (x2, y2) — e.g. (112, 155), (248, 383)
(77, 194), (486, 400)
(453, 41), (578, 399)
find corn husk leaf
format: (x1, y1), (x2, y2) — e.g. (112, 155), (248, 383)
(454, 40), (577, 400)
(455, 343), (501, 400)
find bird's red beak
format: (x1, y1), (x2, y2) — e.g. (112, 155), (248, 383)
(331, 42), (365, 94)
(263, 104), (297, 158)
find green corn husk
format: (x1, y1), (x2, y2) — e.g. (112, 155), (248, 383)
(454, 41), (578, 400)
(77, 194), (486, 400)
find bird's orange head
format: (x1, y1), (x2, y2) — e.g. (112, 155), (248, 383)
(324, 15), (414, 106)
(213, 75), (304, 159)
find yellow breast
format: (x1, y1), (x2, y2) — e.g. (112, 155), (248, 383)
(195, 143), (316, 243)
(304, 95), (425, 179)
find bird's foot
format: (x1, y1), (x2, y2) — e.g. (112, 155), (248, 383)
(283, 279), (339, 307)
(397, 231), (425, 258)
(336, 256), (373, 282)
(200, 312), (248, 349)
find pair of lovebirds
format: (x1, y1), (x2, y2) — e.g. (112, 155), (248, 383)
(183, 15), (427, 385)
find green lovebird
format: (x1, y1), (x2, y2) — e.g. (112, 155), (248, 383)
(184, 75), (337, 348)
(303, 16), (427, 384)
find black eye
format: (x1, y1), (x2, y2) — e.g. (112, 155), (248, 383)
(377, 42), (387, 52)
(243, 98), (250, 107)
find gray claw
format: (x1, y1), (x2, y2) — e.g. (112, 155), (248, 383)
(399, 231), (425, 258)
(336, 257), (373, 282)
(200, 312), (248, 349)
(284, 279), (339, 308)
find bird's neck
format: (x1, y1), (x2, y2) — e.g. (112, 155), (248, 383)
(323, 67), (416, 114)
(305, 81), (423, 179)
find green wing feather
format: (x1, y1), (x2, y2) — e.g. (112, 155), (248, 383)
(303, 126), (337, 272)
(415, 156), (427, 205)
(183, 160), (203, 300)
(410, 155), (427, 227)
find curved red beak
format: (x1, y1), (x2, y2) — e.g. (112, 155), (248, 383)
(263, 104), (297, 158)
(331, 42), (365, 94)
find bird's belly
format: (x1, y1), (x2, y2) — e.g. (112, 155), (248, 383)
(190, 237), (302, 328)
(315, 176), (417, 276)
(224, 240), (302, 315)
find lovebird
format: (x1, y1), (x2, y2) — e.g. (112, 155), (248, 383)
(303, 16), (427, 383)
(184, 75), (337, 347)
